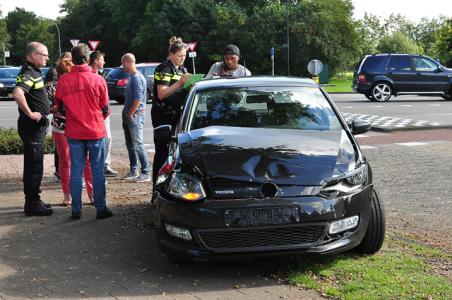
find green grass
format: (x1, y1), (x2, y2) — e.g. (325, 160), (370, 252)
(283, 233), (451, 299)
(323, 72), (354, 93)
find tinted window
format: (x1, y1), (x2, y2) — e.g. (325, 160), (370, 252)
(362, 56), (388, 72)
(0, 68), (20, 78)
(413, 57), (437, 72)
(189, 87), (341, 131)
(139, 66), (156, 77)
(106, 68), (128, 80)
(388, 56), (412, 71)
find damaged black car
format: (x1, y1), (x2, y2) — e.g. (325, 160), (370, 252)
(151, 77), (385, 262)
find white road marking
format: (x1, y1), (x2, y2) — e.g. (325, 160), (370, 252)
(428, 104), (441, 107)
(395, 142), (429, 147)
(398, 105), (412, 107)
(360, 145), (377, 150)
(369, 105), (383, 108)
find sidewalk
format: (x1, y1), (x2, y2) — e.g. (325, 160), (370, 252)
(0, 154), (322, 299)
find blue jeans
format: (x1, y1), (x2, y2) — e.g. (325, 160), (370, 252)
(67, 138), (106, 214)
(122, 111), (150, 174)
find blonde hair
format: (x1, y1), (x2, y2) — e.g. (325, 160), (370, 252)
(168, 36), (188, 54)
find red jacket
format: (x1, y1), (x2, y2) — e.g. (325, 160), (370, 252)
(55, 64), (110, 140)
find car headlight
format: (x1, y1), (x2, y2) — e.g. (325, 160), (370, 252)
(167, 173), (206, 202)
(320, 164), (368, 198)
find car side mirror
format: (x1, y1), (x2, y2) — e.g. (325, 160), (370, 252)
(435, 66), (444, 73)
(154, 125), (173, 142)
(351, 119), (371, 135)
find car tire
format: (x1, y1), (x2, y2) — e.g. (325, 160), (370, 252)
(442, 88), (452, 100)
(365, 94), (374, 101)
(115, 98), (125, 104)
(371, 82), (392, 102)
(356, 190), (386, 254)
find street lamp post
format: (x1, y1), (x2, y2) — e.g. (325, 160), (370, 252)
(286, 8), (290, 76)
(51, 20), (61, 58)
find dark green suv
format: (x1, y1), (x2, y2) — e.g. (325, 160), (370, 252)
(352, 54), (452, 102)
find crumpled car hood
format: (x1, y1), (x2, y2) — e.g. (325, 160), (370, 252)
(178, 126), (356, 186)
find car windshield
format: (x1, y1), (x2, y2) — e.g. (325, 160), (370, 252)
(188, 86), (342, 131)
(0, 68), (20, 78)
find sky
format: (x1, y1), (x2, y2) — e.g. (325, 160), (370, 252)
(0, 0), (451, 22)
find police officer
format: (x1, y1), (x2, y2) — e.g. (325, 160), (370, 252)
(13, 42), (53, 216)
(151, 36), (190, 185)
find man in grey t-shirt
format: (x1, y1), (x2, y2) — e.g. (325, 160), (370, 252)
(205, 44), (251, 78)
(121, 53), (150, 182)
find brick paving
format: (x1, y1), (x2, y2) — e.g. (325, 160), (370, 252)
(0, 153), (322, 300)
(1, 128), (451, 299)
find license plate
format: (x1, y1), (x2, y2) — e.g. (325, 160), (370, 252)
(224, 207), (300, 227)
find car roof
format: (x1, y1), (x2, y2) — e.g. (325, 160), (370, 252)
(192, 76), (318, 91)
(136, 62), (160, 67)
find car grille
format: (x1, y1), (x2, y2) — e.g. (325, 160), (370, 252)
(196, 224), (325, 252)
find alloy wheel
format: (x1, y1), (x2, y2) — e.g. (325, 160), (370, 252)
(372, 83), (392, 102)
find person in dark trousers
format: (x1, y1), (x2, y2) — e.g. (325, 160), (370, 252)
(89, 51), (119, 178)
(151, 36), (190, 185)
(54, 43), (112, 220)
(12, 41), (53, 216)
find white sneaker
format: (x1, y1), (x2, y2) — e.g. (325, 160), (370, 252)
(123, 171), (139, 180)
(135, 173), (151, 182)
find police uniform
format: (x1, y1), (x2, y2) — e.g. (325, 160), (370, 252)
(151, 59), (187, 184)
(16, 62), (50, 210)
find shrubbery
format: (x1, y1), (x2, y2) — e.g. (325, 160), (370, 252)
(0, 128), (54, 155)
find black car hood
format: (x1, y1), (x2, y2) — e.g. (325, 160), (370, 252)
(178, 126), (356, 186)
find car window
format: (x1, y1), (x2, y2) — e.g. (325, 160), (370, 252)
(106, 68), (128, 80)
(189, 87), (342, 131)
(388, 56), (412, 71)
(0, 68), (20, 78)
(362, 56), (388, 72)
(413, 57), (438, 72)
(138, 66), (156, 77)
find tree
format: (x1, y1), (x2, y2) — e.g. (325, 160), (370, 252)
(376, 31), (422, 54)
(433, 18), (452, 67)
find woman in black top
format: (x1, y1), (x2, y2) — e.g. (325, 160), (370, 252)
(152, 36), (190, 185)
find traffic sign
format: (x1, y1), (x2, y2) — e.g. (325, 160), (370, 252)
(69, 39), (80, 47)
(88, 41), (100, 51)
(307, 59), (323, 75)
(187, 42), (197, 52)
(4, 51), (10, 58)
(188, 51), (197, 58)
(271, 47), (274, 59)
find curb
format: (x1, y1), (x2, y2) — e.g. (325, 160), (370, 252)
(371, 124), (452, 133)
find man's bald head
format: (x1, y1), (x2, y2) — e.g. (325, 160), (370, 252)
(121, 53), (136, 64)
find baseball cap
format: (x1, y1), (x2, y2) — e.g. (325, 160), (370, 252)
(223, 44), (240, 56)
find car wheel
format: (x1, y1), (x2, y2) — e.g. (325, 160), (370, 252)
(115, 98), (125, 104)
(371, 82), (392, 102)
(365, 94), (374, 101)
(442, 89), (452, 100)
(356, 190), (386, 254)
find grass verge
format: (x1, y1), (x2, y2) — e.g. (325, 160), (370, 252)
(323, 72), (353, 93)
(283, 233), (451, 299)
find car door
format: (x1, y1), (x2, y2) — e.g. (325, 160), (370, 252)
(386, 55), (415, 92)
(412, 56), (449, 93)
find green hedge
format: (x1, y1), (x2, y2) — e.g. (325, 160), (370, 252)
(0, 128), (54, 155)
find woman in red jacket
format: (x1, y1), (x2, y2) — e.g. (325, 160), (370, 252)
(51, 53), (93, 206)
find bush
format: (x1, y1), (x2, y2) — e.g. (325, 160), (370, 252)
(0, 128), (54, 155)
